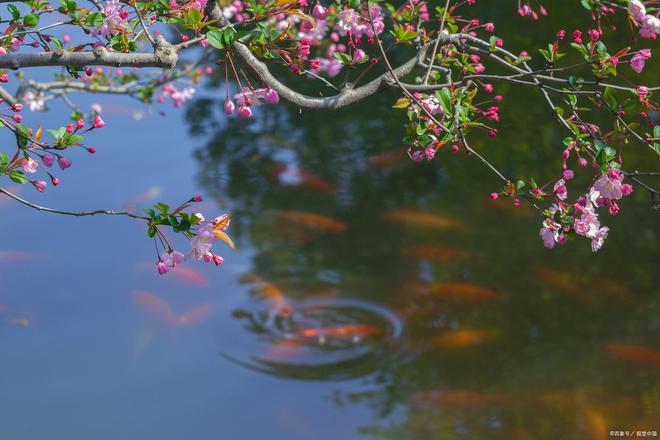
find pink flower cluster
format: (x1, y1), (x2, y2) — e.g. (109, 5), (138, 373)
(224, 87), (280, 118)
(95, 0), (128, 38)
(189, 214), (229, 265)
(628, 0), (660, 39)
(540, 169), (633, 252)
(162, 84), (196, 108)
(336, 6), (384, 38)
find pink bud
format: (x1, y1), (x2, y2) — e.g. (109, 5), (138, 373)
(313, 4), (328, 19)
(12, 114), (22, 123)
(0, 73), (9, 83)
(563, 169), (574, 180)
(42, 154), (56, 167)
(76, 119), (85, 129)
(51, 176), (60, 186)
(578, 157), (588, 167)
(32, 180), (47, 192)
(237, 105), (252, 118)
(87, 147), (96, 154)
(352, 49), (366, 63)
(12, 103), (23, 112)
(66, 123), (74, 133)
(264, 89), (280, 104)
(156, 261), (169, 275)
(93, 115), (105, 128)
(451, 144), (459, 153)
(621, 183), (633, 196)
(514, 198), (521, 206)
(490, 192), (499, 200)
(58, 157), (72, 170)
(192, 195), (203, 202)
(224, 99), (235, 114)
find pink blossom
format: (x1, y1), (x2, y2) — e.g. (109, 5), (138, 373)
(592, 171), (624, 200)
(540, 218), (560, 249)
(628, 0), (646, 21)
(563, 169), (574, 180)
(553, 179), (567, 200)
(32, 180), (46, 192)
(590, 227), (609, 252)
(95, 0), (128, 38)
(621, 184), (633, 197)
(21, 157), (38, 174)
(630, 53), (647, 73)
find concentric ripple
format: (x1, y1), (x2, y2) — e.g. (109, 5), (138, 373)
(224, 298), (404, 380)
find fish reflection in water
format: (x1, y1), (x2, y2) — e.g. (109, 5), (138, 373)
(411, 389), (509, 407)
(412, 282), (502, 300)
(274, 211), (347, 233)
(122, 186), (162, 212)
(533, 267), (639, 302)
(273, 163), (335, 194)
(606, 344), (660, 366)
(381, 209), (463, 231)
(131, 290), (214, 356)
(402, 246), (470, 262)
(431, 329), (491, 349)
(225, 298), (403, 380)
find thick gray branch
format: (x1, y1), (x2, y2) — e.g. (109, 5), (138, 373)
(0, 36), (178, 69)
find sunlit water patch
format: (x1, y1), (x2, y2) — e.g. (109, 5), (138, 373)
(222, 298), (404, 381)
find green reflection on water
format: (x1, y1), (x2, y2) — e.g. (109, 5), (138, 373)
(186, 2), (659, 438)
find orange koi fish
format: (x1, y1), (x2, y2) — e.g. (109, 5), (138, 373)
(297, 324), (381, 339)
(276, 211), (347, 233)
(432, 329), (489, 348)
(381, 210), (463, 231)
(403, 246), (470, 261)
(419, 282), (501, 300)
(239, 273), (290, 310)
(606, 344), (660, 366)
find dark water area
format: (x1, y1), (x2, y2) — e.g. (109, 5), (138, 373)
(1, 1), (658, 439)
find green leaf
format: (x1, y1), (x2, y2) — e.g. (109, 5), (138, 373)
(147, 225), (157, 238)
(8, 169), (28, 184)
(206, 29), (224, 49)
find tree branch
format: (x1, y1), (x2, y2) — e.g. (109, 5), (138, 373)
(0, 187), (150, 220)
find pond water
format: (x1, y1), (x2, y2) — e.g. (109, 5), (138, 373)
(0, 3), (658, 439)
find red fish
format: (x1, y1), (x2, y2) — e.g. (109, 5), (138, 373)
(606, 344), (660, 366)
